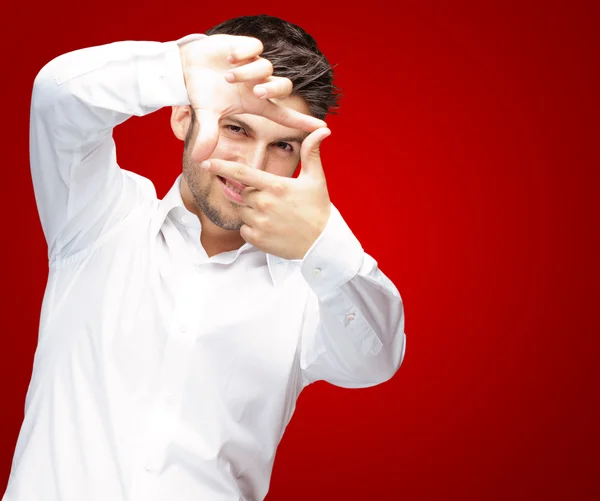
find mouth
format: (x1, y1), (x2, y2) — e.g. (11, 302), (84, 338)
(217, 176), (246, 194)
(217, 176), (246, 204)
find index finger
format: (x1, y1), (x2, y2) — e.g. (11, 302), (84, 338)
(226, 36), (264, 63)
(258, 100), (327, 132)
(200, 159), (280, 191)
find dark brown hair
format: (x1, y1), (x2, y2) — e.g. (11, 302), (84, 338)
(206, 14), (340, 119)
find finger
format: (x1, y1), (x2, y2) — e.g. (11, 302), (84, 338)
(253, 76), (293, 99)
(240, 205), (259, 226)
(240, 186), (260, 208)
(225, 58), (273, 83)
(259, 100), (327, 132)
(228, 37), (264, 64)
(199, 158), (277, 191)
(299, 127), (332, 179)
(191, 109), (221, 163)
(239, 223), (258, 247)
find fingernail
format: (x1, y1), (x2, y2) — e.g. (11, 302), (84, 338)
(200, 161), (210, 170)
(224, 72), (235, 83)
(254, 87), (267, 98)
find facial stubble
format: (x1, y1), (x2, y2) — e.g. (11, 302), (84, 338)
(182, 123), (244, 232)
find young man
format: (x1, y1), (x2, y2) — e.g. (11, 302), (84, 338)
(3, 14), (406, 501)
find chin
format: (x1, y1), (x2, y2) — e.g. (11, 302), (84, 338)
(201, 195), (244, 232)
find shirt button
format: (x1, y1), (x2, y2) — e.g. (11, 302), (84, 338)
(312, 267), (322, 277)
(345, 312), (356, 326)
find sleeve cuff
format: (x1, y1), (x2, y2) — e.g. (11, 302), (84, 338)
(300, 203), (364, 299)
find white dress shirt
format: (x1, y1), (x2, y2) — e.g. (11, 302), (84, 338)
(3, 35), (406, 501)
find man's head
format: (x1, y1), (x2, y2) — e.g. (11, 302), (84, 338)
(171, 14), (339, 234)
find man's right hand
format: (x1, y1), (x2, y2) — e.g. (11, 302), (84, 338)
(179, 34), (327, 163)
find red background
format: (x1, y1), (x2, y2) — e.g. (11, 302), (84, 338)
(1, 0), (598, 499)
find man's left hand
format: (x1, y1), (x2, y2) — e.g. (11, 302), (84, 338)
(200, 127), (332, 260)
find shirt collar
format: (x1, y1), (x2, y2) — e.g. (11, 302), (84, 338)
(155, 174), (289, 286)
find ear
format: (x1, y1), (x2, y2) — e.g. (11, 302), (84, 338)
(170, 105), (194, 141)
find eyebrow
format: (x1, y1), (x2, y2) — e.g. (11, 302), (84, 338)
(225, 117), (307, 144)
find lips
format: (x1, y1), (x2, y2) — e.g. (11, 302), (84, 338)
(217, 176), (247, 193)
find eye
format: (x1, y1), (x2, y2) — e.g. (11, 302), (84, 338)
(274, 141), (293, 152)
(225, 124), (246, 135)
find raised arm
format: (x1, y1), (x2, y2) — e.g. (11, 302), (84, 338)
(198, 129), (407, 388)
(30, 38), (195, 257)
(298, 209), (406, 388)
(30, 34), (326, 259)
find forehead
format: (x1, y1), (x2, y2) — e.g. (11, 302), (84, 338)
(228, 94), (311, 139)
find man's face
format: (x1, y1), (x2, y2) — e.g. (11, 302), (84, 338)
(181, 95), (311, 231)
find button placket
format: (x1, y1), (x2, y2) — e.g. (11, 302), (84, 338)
(141, 271), (201, 476)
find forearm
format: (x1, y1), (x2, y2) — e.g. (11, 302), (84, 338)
(32, 40), (189, 135)
(300, 205), (406, 387)
(30, 38), (194, 251)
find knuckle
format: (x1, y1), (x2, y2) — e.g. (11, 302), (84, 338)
(235, 165), (246, 180)
(270, 181), (287, 196)
(259, 216), (273, 233)
(256, 197), (272, 212)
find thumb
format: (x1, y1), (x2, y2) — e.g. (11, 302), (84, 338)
(299, 127), (331, 179)
(190, 109), (220, 163)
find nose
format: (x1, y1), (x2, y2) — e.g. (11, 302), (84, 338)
(239, 144), (268, 172)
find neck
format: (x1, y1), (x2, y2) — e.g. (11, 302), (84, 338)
(198, 216), (245, 258)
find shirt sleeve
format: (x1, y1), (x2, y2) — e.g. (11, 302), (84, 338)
(29, 35), (203, 259)
(299, 204), (407, 388)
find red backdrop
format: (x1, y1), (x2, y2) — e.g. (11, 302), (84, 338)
(1, 1), (598, 499)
